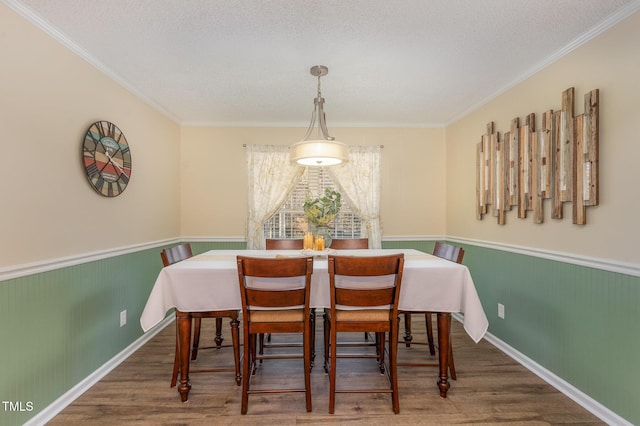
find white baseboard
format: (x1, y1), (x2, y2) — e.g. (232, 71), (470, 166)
(24, 316), (174, 426)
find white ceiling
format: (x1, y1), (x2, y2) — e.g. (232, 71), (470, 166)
(6, 0), (640, 126)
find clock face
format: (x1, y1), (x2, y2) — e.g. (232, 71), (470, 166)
(82, 121), (132, 197)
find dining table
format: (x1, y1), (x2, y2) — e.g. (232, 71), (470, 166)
(140, 248), (489, 402)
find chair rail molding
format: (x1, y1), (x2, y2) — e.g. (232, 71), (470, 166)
(448, 236), (640, 277)
(0, 238), (181, 281)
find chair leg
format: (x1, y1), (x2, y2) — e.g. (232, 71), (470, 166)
(323, 311), (330, 373)
(425, 312), (436, 356)
(377, 332), (385, 373)
(310, 308), (316, 368)
(215, 317), (224, 347)
(390, 322), (400, 414)
(191, 317), (202, 361)
(328, 325), (337, 414)
(241, 332), (251, 414)
(170, 322), (179, 387)
(448, 339), (457, 380)
(231, 317), (241, 386)
(304, 322), (313, 412)
(251, 333), (258, 374)
(403, 313), (413, 347)
(258, 333), (265, 362)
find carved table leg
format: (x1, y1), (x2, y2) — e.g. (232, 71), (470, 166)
(436, 312), (451, 398)
(176, 309), (192, 402)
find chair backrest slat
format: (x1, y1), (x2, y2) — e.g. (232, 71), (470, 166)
(335, 287), (395, 307)
(329, 238), (369, 249)
(160, 243), (193, 267)
(331, 254), (402, 277)
(239, 256), (311, 277)
(265, 239), (304, 250)
(433, 242), (465, 264)
(246, 288), (306, 308)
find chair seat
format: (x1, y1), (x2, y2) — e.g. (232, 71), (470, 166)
(327, 309), (391, 322)
(249, 309), (304, 322)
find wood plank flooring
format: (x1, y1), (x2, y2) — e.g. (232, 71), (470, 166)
(48, 316), (604, 425)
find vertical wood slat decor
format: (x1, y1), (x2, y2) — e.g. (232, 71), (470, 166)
(476, 87), (599, 225)
(508, 118), (520, 209)
(493, 128), (507, 225)
(573, 89), (600, 224)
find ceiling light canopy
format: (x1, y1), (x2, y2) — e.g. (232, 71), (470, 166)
(290, 65), (348, 166)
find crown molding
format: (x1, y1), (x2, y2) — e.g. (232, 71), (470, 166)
(446, 0), (640, 126)
(1, 0), (182, 124)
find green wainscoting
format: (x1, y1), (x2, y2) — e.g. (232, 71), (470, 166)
(381, 239), (435, 252)
(0, 247), (166, 425)
(190, 240), (247, 253)
(462, 244), (639, 425)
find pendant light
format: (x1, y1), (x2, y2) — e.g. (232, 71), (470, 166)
(290, 65), (349, 166)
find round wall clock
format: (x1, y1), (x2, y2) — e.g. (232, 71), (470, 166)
(82, 121), (132, 197)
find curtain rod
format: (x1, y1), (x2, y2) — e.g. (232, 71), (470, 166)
(242, 144), (384, 148)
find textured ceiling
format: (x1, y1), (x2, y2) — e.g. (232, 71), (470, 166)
(6, 0), (640, 126)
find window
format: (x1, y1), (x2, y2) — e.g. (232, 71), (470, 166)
(264, 167), (362, 239)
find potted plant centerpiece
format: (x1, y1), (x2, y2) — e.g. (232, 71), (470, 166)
(303, 188), (342, 248)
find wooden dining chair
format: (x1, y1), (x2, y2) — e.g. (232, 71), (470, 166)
(325, 254), (405, 414)
(162, 243), (222, 361)
(329, 238), (369, 249)
(399, 241), (464, 379)
(262, 238), (314, 364)
(265, 238), (304, 250)
(321, 238), (372, 342)
(161, 244), (241, 387)
(236, 255), (314, 414)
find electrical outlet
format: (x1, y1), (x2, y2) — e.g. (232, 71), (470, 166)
(120, 310), (127, 327)
(498, 303), (505, 319)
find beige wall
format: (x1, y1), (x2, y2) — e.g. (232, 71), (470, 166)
(1, 4), (181, 267)
(446, 11), (640, 264)
(10, 0), (636, 267)
(179, 126), (446, 238)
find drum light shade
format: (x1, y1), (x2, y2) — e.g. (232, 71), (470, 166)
(290, 139), (349, 166)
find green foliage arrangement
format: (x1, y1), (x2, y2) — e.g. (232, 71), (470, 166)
(303, 188), (342, 227)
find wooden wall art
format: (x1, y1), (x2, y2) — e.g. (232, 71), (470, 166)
(475, 87), (599, 225)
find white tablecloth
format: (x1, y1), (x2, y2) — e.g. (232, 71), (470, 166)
(140, 249), (488, 343)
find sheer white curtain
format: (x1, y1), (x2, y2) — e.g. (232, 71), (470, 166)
(246, 145), (303, 249)
(329, 145), (382, 248)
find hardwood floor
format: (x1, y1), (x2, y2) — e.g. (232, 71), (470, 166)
(48, 316), (604, 425)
